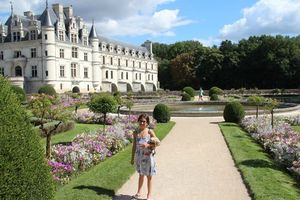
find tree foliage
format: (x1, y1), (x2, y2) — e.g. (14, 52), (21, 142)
(0, 76), (54, 199)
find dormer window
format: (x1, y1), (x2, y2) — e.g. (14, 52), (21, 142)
(30, 30), (36, 40)
(59, 31), (64, 41)
(13, 32), (20, 42)
(71, 34), (77, 43)
(15, 21), (18, 26)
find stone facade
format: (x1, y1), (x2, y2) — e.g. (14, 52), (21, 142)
(0, 3), (158, 93)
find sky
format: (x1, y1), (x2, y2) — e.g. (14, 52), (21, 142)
(1, 0), (300, 46)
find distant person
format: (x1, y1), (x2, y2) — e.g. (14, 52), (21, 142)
(199, 87), (204, 101)
(131, 114), (160, 200)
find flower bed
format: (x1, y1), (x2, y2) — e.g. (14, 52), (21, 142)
(48, 114), (155, 184)
(241, 115), (300, 178)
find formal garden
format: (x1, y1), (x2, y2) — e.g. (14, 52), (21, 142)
(1, 74), (300, 199)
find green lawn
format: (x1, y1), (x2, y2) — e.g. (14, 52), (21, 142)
(40, 123), (102, 149)
(55, 121), (175, 200)
(293, 126), (300, 133)
(219, 123), (300, 200)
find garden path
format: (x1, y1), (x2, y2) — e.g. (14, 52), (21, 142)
(114, 117), (251, 200)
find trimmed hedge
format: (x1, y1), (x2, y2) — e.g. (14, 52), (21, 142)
(0, 76), (54, 199)
(223, 101), (245, 123)
(153, 103), (170, 123)
(209, 86), (223, 97)
(183, 86), (195, 97)
(38, 85), (57, 96)
(181, 93), (191, 101)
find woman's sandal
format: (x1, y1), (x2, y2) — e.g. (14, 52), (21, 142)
(131, 194), (142, 200)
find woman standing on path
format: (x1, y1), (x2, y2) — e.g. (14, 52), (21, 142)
(131, 114), (158, 200)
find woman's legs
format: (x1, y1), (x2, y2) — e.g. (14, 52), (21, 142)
(136, 174), (144, 196)
(146, 176), (153, 199)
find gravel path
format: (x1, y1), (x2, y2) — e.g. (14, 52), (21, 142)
(114, 117), (251, 200)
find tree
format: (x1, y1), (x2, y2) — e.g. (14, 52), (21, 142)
(247, 95), (265, 118)
(113, 91), (123, 117)
(88, 93), (117, 131)
(30, 94), (70, 158)
(10, 85), (26, 102)
(264, 98), (279, 128)
(124, 92), (134, 119)
(0, 76), (54, 199)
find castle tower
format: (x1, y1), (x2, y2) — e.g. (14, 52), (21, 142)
(89, 20), (101, 91)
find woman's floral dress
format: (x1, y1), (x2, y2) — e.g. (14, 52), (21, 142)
(134, 132), (156, 176)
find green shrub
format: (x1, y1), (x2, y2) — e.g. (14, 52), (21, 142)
(183, 86), (195, 97)
(153, 103), (170, 123)
(38, 85), (56, 96)
(210, 94), (219, 101)
(209, 86), (223, 97)
(0, 76), (54, 199)
(223, 101), (245, 123)
(10, 85), (26, 102)
(181, 93), (191, 101)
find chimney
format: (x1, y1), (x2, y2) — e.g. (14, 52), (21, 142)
(63, 6), (73, 18)
(52, 4), (64, 20)
(143, 40), (153, 54)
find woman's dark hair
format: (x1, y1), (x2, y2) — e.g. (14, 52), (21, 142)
(138, 113), (150, 124)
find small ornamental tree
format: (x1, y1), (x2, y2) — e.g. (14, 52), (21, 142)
(113, 91), (123, 117)
(264, 98), (279, 128)
(183, 86), (195, 98)
(30, 94), (70, 158)
(38, 84), (57, 96)
(209, 86), (223, 97)
(88, 93), (117, 131)
(153, 103), (171, 123)
(0, 76), (54, 199)
(247, 95), (265, 118)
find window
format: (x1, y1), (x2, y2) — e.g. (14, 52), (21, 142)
(59, 31), (64, 41)
(121, 72), (123, 79)
(31, 66), (37, 77)
(44, 34), (48, 40)
(13, 32), (20, 42)
(148, 74), (150, 80)
(103, 56), (105, 64)
(152, 74), (154, 80)
(60, 83), (63, 90)
(118, 58), (120, 66)
(126, 59), (128, 67)
(45, 70), (48, 77)
(133, 61), (135, 68)
(84, 53), (88, 61)
(45, 50), (48, 56)
(30, 30), (36, 40)
(71, 34), (77, 43)
(145, 63), (148, 69)
(72, 47), (78, 58)
(83, 37), (88, 46)
(71, 63), (77, 78)
(31, 48), (36, 58)
(14, 51), (21, 58)
(15, 66), (22, 76)
(0, 67), (4, 76)
(84, 67), (88, 78)
(111, 71), (113, 79)
(105, 71), (109, 79)
(0, 51), (3, 60)
(139, 73), (141, 80)
(60, 66), (65, 77)
(139, 62), (141, 68)
(135, 73), (137, 80)
(87, 84), (89, 91)
(126, 72), (128, 80)
(151, 64), (153, 70)
(60, 49), (64, 58)
(110, 57), (113, 65)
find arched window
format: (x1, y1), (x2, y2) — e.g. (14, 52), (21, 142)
(15, 66), (22, 76)
(105, 71), (109, 79)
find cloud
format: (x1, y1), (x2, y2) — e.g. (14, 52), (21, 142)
(219, 0), (300, 41)
(193, 37), (221, 47)
(0, 0), (191, 37)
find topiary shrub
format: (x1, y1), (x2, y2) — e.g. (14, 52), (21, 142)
(153, 103), (170, 123)
(183, 86), (195, 97)
(38, 84), (57, 96)
(10, 85), (26, 102)
(181, 93), (191, 101)
(223, 101), (245, 123)
(0, 76), (54, 199)
(209, 86), (223, 97)
(210, 94), (219, 101)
